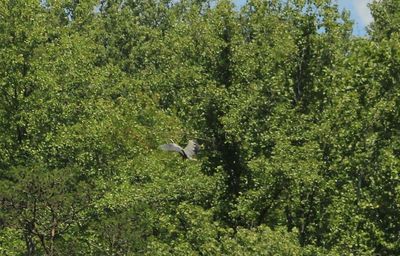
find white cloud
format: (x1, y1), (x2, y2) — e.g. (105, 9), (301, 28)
(352, 0), (373, 26)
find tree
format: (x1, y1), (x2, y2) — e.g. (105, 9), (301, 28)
(2, 0), (400, 255)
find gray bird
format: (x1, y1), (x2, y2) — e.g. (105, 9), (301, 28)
(159, 140), (200, 160)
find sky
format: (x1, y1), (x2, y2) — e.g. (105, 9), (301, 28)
(337, 0), (374, 36)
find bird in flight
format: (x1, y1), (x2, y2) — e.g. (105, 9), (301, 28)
(159, 140), (200, 160)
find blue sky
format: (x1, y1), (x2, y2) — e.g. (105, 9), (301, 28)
(337, 0), (373, 36)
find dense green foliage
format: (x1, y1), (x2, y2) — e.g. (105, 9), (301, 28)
(1, 0), (399, 255)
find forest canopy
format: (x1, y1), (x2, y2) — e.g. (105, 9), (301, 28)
(1, 0), (400, 255)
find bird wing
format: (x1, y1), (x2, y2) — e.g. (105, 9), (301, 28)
(159, 143), (183, 152)
(183, 140), (200, 158)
